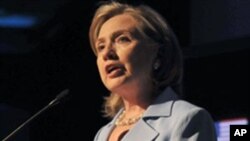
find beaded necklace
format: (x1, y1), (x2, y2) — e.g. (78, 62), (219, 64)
(115, 110), (143, 126)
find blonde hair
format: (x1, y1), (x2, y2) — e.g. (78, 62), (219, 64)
(89, 1), (183, 118)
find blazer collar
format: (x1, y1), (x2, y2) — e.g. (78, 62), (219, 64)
(143, 87), (179, 118)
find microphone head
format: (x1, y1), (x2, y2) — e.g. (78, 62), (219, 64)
(49, 89), (70, 106)
(56, 89), (70, 101)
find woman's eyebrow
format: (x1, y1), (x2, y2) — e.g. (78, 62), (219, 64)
(111, 30), (130, 39)
(96, 28), (135, 45)
(95, 38), (105, 46)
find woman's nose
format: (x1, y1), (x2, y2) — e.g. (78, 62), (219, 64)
(103, 47), (118, 61)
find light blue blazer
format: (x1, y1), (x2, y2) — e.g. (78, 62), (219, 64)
(94, 87), (217, 141)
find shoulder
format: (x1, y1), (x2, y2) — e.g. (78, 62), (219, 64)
(169, 100), (217, 140)
(171, 99), (214, 122)
(147, 96), (215, 128)
(172, 100), (203, 114)
(145, 100), (217, 140)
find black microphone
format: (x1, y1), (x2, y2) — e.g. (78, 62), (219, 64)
(2, 89), (70, 141)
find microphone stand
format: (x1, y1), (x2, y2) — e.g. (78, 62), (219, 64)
(2, 89), (70, 141)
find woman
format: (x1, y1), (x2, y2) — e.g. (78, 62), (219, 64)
(89, 1), (217, 141)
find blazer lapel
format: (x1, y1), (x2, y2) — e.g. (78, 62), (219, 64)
(96, 123), (114, 141)
(96, 110), (124, 141)
(122, 119), (159, 141)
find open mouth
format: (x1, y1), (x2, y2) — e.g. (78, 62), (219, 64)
(105, 64), (124, 77)
(106, 65), (120, 73)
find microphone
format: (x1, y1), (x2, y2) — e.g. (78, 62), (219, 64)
(2, 89), (70, 141)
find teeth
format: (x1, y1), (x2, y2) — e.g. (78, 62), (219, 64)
(108, 66), (117, 73)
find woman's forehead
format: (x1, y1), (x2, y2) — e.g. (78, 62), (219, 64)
(96, 14), (139, 39)
(100, 14), (137, 32)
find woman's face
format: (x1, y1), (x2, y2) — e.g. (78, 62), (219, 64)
(95, 14), (157, 93)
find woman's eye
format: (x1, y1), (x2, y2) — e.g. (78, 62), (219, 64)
(96, 44), (105, 52)
(117, 36), (131, 43)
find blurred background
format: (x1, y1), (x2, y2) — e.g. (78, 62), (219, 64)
(0, 0), (249, 140)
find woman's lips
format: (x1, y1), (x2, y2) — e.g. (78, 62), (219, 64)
(107, 67), (124, 78)
(105, 64), (124, 78)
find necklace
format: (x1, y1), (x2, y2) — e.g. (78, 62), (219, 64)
(115, 110), (143, 126)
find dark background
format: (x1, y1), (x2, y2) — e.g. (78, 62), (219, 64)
(0, 0), (249, 140)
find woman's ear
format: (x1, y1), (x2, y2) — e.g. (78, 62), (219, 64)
(153, 59), (161, 70)
(153, 45), (162, 71)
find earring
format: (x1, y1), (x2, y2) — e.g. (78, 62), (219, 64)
(153, 61), (160, 70)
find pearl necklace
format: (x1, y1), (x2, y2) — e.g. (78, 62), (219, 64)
(115, 110), (143, 126)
